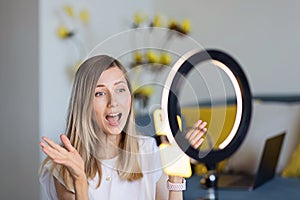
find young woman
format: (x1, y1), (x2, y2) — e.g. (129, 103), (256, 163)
(39, 55), (207, 200)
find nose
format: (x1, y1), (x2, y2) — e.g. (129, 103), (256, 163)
(108, 92), (118, 108)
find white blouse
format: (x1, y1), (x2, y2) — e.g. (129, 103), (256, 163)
(39, 136), (163, 200)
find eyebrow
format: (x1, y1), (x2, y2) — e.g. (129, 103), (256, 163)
(96, 80), (126, 88)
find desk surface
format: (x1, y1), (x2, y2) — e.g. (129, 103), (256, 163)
(184, 175), (300, 200)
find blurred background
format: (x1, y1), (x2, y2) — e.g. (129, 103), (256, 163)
(1, 0), (300, 199)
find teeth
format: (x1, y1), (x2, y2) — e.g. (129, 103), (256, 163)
(108, 113), (120, 117)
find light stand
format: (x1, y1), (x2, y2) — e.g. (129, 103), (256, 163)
(199, 164), (218, 200)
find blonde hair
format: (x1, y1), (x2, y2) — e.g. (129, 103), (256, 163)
(41, 55), (143, 191)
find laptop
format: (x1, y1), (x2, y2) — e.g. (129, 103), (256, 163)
(217, 132), (285, 191)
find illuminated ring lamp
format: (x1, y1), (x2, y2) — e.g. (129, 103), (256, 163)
(161, 49), (252, 199)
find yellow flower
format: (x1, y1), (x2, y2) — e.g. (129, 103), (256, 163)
(63, 5), (74, 18)
(133, 12), (146, 26)
(134, 86), (154, 97)
(146, 50), (158, 63)
(133, 51), (143, 64)
(152, 15), (161, 27)
(57, 25), (70, 39)
(79, 9), (90, 24)
(181, 19), (191, 34)
(159, 52), (171, 66)
(168, 19), (178, 30)
(68, 60), (83, 78)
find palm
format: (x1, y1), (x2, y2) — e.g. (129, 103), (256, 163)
(40, 134), (86, 180)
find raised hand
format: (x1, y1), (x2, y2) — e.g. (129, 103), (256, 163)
(40, 134), (86, 181)
(185, 120), (207, 149)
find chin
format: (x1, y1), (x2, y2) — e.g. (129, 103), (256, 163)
(106, 127), (124, 135)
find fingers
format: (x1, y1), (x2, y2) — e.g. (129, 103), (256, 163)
(40, 142), (63, 163)
(40, 137), (66, 164)
(40, 136), (71, 163)
(185, 120), (202, 139)
(42, 136), (65, 152)
(193, 138), (205, 149)
(185, 120), (207, 149)
(40, 135), (73, 153)
(60, 134), (75, 152)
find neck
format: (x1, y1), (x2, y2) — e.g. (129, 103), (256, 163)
(95, 133), (122, 160)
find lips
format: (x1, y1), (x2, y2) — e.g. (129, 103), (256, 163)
(105, 112), (122, 126)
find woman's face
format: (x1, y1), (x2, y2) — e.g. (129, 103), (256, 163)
(93, 66), (131, 136)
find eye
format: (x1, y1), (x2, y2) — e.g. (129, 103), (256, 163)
(117, 87), (126, 93)
(117, 88), (126, 93)
(95, 91), (105, 97)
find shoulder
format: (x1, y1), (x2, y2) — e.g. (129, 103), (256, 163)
(39, 160), (59, 199)
(137, 135), (158, 153)
(39, 160), (75, 199)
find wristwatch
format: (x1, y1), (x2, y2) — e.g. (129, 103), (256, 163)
(167, 178), (186, 191)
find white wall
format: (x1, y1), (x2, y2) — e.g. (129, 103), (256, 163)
(153, 0), (300, 95)
(0, 0), (40, 199)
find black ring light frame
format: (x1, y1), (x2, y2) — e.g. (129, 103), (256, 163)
(161, 49), (252, 168)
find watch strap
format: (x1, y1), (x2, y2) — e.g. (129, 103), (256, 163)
(167, 178), (186, 191)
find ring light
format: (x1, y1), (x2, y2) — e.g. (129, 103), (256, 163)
(161, 49), (252, 166)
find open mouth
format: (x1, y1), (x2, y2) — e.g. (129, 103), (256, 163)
(106, 113), (122, 126)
